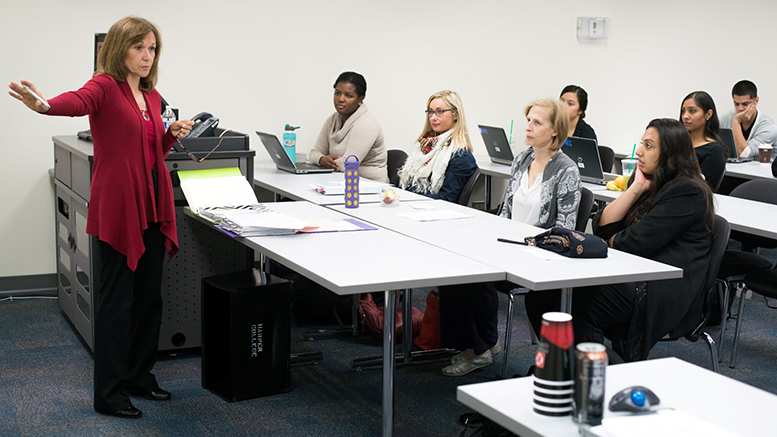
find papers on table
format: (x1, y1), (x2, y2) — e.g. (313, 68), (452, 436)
(399, 210), (473, 222)
(178, 167), (263, 223)
(299, 219), (378, 233)
(311, 181), (387, 195)
(584, 409), (737, 437)
(219, 210), (308, 237)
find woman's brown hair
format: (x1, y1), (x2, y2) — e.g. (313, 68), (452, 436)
(96, 16), (162, 92)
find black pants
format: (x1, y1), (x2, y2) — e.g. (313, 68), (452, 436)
(525, 283), (636, 353)
(94, 223), (165, 412)
(439, 283), (498, 355)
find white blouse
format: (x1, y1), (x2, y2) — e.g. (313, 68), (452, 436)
(511, 170), (542, 225)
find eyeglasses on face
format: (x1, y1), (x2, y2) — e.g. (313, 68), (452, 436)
(425, 108), (455, 118)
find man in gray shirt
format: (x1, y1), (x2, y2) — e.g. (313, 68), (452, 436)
(720, 80), (777, 161)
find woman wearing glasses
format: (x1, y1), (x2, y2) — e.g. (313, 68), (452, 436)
(309, 71), (389, 183)
(398, 90), (477, 202)
(9, 16), (192, 419)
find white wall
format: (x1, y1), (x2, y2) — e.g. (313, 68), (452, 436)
(2, 0), (776, 276)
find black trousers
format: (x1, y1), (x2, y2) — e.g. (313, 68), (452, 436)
(94, 223), (165, 412)
(439, 282), (498, 355)
(524, 283), (636, 355)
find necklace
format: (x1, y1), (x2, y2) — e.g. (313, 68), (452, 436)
(141, 109), (150, 121)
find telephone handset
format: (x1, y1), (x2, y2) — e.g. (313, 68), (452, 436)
(188, 112), (220, 138)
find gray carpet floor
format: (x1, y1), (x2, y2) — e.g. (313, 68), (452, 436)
(1, 285), (777, 437)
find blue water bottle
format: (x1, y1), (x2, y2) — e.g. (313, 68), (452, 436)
(344, 155), (360, 209)
(283, 124), (300, 165)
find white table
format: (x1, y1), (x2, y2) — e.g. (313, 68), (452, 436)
(185, 202), (503, 437)
(581, 183), (777, 240)
(457, 357), (776, 437)
(476, 156), (512, 208)
(725, 161), (775, 180)
(329, 200), (682, 311)
(253, 163), (431, 205)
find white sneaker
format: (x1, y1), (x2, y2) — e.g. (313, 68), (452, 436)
(442, 350), (493, 376)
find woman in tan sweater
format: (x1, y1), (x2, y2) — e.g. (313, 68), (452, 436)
(308, 71), (389, 182)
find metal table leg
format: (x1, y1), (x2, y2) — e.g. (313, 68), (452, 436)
(382, 289), (396, 437)
(560, 287), (573, 313)
(403, 289), (412, 364)
(485, 175), (492, 210)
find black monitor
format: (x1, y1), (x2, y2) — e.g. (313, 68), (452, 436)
(94, 33), (106, 73)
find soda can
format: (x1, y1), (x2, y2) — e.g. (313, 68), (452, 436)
(573, 342), (607, 425)
(533, 312), (574, 417)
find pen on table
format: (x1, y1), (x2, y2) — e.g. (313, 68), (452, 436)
(497, 237), (527, 246)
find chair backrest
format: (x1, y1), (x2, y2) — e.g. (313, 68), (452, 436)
(597, 145), (615, 173)
(729, 179), (777, 249)
(684, 215), (730, 341)
(575, 187), (595, 232)
(457, 167), (481, 206)
(386, 149), (408, 187)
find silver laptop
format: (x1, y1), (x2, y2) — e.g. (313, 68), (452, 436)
(562, 136), (607, 185)
(256, 131), (334, 174)
(478, 125), (515, 165)
(720, 128), (753, 163)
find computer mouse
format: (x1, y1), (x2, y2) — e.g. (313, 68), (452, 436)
(608, 386), (660, 412)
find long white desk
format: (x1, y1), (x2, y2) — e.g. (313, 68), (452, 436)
(329, 200), (682, 311)
(253, 163), (431, 205)
(185, 201), (503, 437)
(457, 357), (775, 437)
(581, 182), (777, 240)
(725, 160), (775, 180)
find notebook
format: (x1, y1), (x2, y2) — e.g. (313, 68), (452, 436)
(479, 125), (515, 165)
(256, 131), (334, 174)
(563, 136), (607, 185)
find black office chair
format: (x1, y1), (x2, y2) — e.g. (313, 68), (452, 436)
(716, 179), (777, 361)
(457, 168), (481, 206)
(657, 215), (729, 373)
(498, 187), (597, 377)
(598, 145), (615, 173)
(386, 149), (408, 187)
(575, 187), (594, 233)
(731, 267), (777, 367)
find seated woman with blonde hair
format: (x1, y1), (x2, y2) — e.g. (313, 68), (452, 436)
(398, 90), (477, 202)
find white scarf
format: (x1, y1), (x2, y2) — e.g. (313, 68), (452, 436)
(398, 129), (456, 194)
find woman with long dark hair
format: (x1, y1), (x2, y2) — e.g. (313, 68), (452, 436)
(560, 84), (597, 141)
(526, 119), (715, 362)
(680, 91), (727, 191)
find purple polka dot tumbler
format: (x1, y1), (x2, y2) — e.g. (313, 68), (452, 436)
(344, 155), (360, 209)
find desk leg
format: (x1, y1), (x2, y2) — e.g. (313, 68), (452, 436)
(383, 289), (396, 437)
(485, 175), (492, 210)
(353, 294), (360, 336)
(402, 289), (412, 364)
(560, 287), (573, 313)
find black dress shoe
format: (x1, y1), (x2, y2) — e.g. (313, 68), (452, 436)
(131, 388), (171, 401)
(100, 406), (142, 419)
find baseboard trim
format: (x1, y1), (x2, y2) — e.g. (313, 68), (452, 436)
(0, 274), (57, 297)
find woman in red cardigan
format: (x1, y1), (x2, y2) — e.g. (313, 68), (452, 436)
(9, 16), (193, 419)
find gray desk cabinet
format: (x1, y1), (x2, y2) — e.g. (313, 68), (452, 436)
(53, 135), (255, 352)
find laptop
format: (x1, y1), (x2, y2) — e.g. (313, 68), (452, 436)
(562, 136), (608, 185)
(720, 128), (754, 163)
(478, 125), (515, 165)
(256, 131), (334, 174)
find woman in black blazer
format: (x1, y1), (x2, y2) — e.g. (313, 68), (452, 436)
(526, 118), (715, 362)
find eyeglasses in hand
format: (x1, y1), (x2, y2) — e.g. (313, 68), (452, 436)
(425, 108), (455, 118)
(174, 129), (229, 163)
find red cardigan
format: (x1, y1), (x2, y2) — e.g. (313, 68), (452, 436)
(48, 74), (178, 271)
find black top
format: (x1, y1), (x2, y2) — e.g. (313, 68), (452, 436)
(694, 142), (726, 192)
(573, 118), (597, 142)
(593, 179), (712, 359)
(405, 149), (477, 202)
